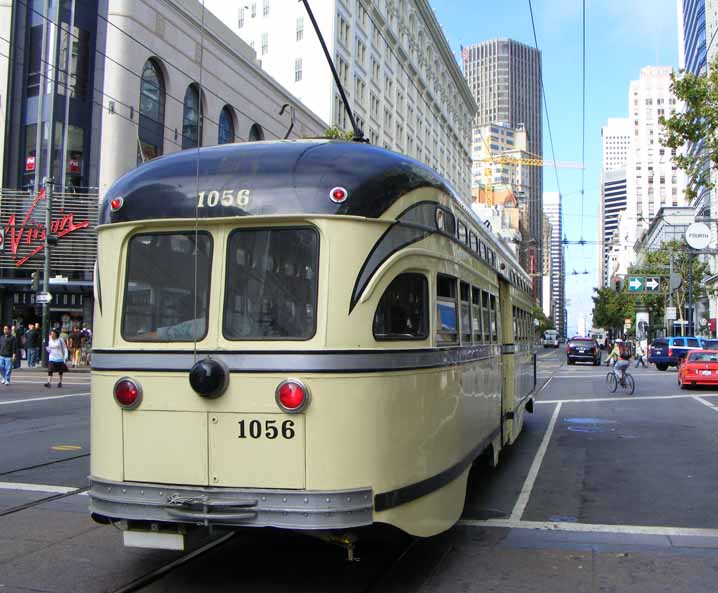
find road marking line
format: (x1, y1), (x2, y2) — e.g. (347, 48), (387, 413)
(692, 395), (718, 410)
(0, 481), (80, 494)
(458, 518), (718, 538)
(1, 381), (90, 385)
(550, 373), (667, 378)
(510, 402), (562, 521)
(51, 445), (83, 451)
(538, 394), (718, 404)
(0, 393), (90, 406)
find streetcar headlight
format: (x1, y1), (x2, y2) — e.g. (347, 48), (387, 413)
(114, 377), (142, 409)
(275, 379), (311, 413)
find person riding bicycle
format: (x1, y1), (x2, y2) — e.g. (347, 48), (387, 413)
(614, 351), (631, 384)
(606, 341), (621, 366)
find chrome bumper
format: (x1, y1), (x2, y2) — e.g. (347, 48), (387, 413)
(88, 477), (374, 530)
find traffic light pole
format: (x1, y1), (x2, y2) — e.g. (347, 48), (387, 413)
(688, 250), (694, 337)
(41, 177), (53, 367)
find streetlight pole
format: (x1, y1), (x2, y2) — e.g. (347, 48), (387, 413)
(41, 177), (53, 367)
(688, 249), (694, 336)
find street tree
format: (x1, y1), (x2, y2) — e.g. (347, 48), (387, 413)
(659, 59), (718, 202)
(592, 287), (635, 334)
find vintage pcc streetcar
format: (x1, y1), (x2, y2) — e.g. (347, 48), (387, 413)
(89, 140), (536, 551)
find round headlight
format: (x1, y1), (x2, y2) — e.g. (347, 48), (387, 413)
(189, 358), (229, 399)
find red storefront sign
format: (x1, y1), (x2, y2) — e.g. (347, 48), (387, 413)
(68, 159), (81, 174)
(25, 155), (35, 172)
(4, 188), (90, 267)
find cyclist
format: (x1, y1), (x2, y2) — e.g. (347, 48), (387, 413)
(606, 341), (621, 366)
(614, 350), (631, 385)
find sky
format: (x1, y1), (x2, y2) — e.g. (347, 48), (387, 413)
(431, 0), (680, 336)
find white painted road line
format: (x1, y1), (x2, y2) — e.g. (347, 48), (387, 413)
(0, 393), (90, 405)
(692, 395), (718, 410)
(538, 394), (718, 404)
(1, 381), (90, 386)
(0, 481), (82, 494)
(458, 518), (718, 538)
(510, 402), (562, 522)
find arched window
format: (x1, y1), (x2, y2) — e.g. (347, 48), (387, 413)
(248, 123), (264, 142)
(138, 59), (165, 163)
(182, 83), (203, 149)
(218, 105), (235, 144)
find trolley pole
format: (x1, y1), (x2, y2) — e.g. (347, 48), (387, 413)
(41, 177), (53, 367)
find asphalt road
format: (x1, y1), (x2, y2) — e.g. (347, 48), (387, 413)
(3, 353), (718, 592)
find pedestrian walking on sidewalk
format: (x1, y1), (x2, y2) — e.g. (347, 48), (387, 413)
(45, 329), (68, 388)
(635, 342), (647, 367)
(25, 323), (40, 367)
(0, 325), (18, 385)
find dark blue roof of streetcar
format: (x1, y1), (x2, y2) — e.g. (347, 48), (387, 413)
(100, 140), (460, 225)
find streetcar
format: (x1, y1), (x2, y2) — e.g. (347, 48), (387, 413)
(542, 329), (560, 348)
(88, 140), (536, 552)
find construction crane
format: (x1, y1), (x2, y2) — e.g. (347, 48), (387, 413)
(477, 151), (584, 169)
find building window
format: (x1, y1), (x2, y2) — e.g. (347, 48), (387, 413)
(248, 123), (264, 142)
(218, 105), (235, 144)
(261, 33), (268, 55)
(181, 83), (203, 149)
(251, 2), (256, 17)
(138, 59), (166, 162)
(27, 26), (43, 97)
(295, 57), (302, 82)
(238, 7), (245, 28)
(263, 0), (269, 17)
(296, 17), (304, 41)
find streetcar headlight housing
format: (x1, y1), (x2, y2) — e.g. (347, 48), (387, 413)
(114, 377), (142, 409)
(275, 379), (311, 413)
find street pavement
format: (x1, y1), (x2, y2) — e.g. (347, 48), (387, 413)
(2, 352), (718, 592)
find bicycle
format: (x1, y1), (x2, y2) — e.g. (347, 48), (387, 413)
(606, 369), (635, 395)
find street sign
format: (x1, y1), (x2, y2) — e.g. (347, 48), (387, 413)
(686, 222), (711, 250)
(665, 306), (677, 320)
(645, 276), (661, 291)
(36, 291), (52, 304)
(628, 276), (644, 291)
(624, 318), (632, 327)
(49, 275), (68, 284)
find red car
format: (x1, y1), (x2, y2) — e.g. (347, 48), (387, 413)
(678, 350), (718, 388)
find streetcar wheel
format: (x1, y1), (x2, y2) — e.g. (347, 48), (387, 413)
(606, 372), (618, 393)
(623, 374), (635, 395)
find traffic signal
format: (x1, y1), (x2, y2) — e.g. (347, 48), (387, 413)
(31, 270), (40, 291)
(614, 275), (623, 292)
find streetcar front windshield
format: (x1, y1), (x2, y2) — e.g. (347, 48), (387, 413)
(122, 232), (212, 341)
(223, 227), (319, 340)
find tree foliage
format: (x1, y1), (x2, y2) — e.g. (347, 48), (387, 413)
(323, 126), (354, 141)
(592, 287), (636, 332)
(659, 60), (718, 202)
(532, 304), (553, 335)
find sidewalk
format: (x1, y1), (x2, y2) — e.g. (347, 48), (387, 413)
(17, 362), (90, 373)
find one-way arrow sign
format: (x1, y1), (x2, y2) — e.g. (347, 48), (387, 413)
(645, 276), (660, 291)
(628, 276), (643, 291)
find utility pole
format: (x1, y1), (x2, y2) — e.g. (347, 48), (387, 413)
(41, 177), (53, 367)
(688, 250), (694, 336)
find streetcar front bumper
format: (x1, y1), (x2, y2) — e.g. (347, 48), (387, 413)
(88, 477), (374, 533)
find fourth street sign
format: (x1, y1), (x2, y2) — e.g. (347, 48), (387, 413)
(628, 276), (644, 291)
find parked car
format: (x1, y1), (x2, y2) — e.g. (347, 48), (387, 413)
(678, 350), (718, 388)
(648, 336), (703, 370)
(566, 337), (601, 365)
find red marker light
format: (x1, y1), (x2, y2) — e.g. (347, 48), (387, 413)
(114, 378), (142, 409)
(275, 379), (311, 413)
(329, 187), (348, 203)
(110, 197), (124, 212)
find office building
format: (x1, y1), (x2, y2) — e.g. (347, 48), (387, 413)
(463, 38), (543, 299)
(543, 191), (565, 337)
(599, 170), (628, 287)
(212, 0), (476, 199)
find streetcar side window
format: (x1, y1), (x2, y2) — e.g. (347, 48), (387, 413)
(436, 274), (458, 344)
(122, 232), (212, 342)
(490, 294), (498, 342)
(471, 286), (482, 342)
(481, 290), (491, 343)
(460, 281), (471, 343)
(373, 273), (428, 340)
(223, 227), (319, 340)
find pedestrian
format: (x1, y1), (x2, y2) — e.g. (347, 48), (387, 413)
(69, 324), (82, 367)
(45, 329), (68, 388)
(25, 323), (40, 367)
(0, 325), (18, 385)
(80, 323), (92, 366)
(635, 341), (647, 367)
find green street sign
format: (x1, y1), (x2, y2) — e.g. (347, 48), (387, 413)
(628, 276), (644, 291)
